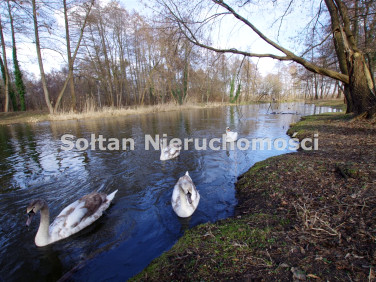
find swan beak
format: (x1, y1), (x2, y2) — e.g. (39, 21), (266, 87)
(26, 211), (35, 227)
(187, 192), (192, 205)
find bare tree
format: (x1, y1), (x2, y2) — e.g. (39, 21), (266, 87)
(32, 0), (94, 114)
(156, 0), (376, 115)
(32, 0), (54, 114)
(54, 0), (94, 112)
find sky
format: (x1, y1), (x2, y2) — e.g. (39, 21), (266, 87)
(14, 0), (323, 79)
(15, 0), (144, 78)
(181, 0), (323, 75)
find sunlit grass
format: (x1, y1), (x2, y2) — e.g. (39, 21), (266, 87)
(306, 98), (346, 110)
(0, 102), (226, 125)
(0, 111), (49, 125)
(49, 102), (225, 121)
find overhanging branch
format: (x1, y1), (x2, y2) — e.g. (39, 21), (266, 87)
(187, 36), (291, 60)
(210, 0), (349, 83)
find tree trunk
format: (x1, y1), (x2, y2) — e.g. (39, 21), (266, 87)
(97, 14), (114, 107)
(314, 74), (319, 100)
(63, 0), (76, 112)
(366, 54), (376, 94)
(0, 55), (9, 112)
(0, 14), (19, 112)
(347, 51), (376, 115)
(53, 0), (94, 113)
(7, 0), (26, 111)
(325, 0), (376, 115)
(32, 0), (54, 114)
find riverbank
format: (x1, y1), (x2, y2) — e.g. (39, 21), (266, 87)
(0, 99), (344, 126)
(132, 112), (376, 281)
(309, 98), (346, 111)
(0, 102), (225, 126)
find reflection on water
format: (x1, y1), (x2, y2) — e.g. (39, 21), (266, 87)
(0, 103), (340, 281)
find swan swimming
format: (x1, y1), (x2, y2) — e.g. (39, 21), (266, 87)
(26, 190), (118, 247)
(225, 127), (238, 142)
(171, 171), (200, 218)
(160, 139), (182, 160)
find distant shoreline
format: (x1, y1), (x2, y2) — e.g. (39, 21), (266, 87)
(0, 99), (344, 126)
(0, 102), (226, 126)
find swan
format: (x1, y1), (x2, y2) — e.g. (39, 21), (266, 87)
(26, 190), (118, 247)
(225, 127), (238, 142)
(160, 139), (182, 161)
(171, 171), (200, 218)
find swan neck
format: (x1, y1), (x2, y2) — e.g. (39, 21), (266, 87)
(179, 187), (189, 208)
(35, 205), (50, 246)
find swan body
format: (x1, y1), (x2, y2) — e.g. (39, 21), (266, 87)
(171, 171), (200, 218)
(225, 127), (238, 142)
(160, 140), (182, 161)
(26, 190), (118, 247)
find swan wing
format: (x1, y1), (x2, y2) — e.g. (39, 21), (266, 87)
(168, 146), (178, 155)
(226, 131), (238, 142)
(169, 146), (181, 158)
(191, 185), (200, 209)
(233, 132), (238, 140)
(49, 191), (117, 242)
(171, 184), (181, 211)
(160, 144), (181, 160)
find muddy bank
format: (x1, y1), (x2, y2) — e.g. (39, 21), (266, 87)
(132, 112), (376, 281)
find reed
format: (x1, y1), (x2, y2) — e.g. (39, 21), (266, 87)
(48, 102), (225, 122)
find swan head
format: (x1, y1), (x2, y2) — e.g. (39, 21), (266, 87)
(26, 199), (47, 227)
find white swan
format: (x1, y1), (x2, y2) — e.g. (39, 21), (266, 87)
(225, 127), (238, 142)
(160, 139), (182, 161)
(26, 190), (118, 247)
(171, 171), (200, 218)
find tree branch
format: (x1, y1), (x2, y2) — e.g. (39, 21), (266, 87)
(161, 0), (349, 84)
(210, 0), (349, 83)
(300, 32), (331, 57)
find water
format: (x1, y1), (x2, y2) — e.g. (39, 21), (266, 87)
(0, 103), (339, 281)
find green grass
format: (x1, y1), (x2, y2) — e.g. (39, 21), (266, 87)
(287, 112), (352, 139)
(306, 99), (347, 111)
(131, 213), (281, 281)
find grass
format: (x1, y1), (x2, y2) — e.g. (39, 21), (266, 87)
(287, 112), (352, 139)
(1, 99), (343, 126)
(50, 102), (225, 121)
(131, 213), (280, 281)
(0, 102), (226, 126)
(306, 98), (346, 110)
(0, 110), (49, 125)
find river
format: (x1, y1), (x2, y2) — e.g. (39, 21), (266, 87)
(0, 103), (339, 281)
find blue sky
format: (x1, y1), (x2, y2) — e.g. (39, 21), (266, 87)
(16, 0), (323, 78)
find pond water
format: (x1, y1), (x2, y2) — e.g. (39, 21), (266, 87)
(0, 103), (340, 281)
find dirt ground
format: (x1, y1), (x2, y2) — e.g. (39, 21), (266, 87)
(133, 112), (376, 281)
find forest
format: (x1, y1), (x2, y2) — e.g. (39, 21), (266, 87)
(2, 0), (373, 114)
